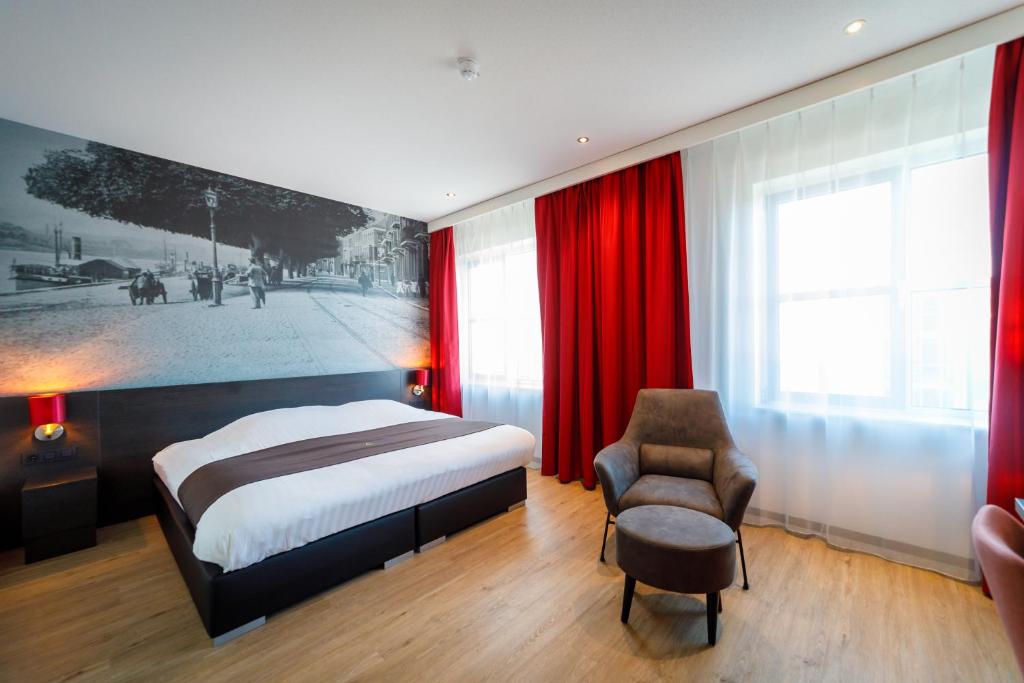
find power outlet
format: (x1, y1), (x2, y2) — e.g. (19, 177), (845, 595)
(23, 446), (77, 466)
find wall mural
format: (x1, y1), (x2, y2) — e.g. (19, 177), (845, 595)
(0, 117), (429, 396)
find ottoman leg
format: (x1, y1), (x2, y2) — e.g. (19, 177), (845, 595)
(621, 575), (636, 624)
(706, 592), (719, 645)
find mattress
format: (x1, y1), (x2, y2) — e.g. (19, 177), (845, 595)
(153, 400), (535, 572)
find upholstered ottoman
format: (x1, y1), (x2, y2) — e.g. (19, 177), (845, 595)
(615, 504), (736, 645)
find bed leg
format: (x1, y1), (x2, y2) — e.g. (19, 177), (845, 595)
(417, 535), (446, 552)
(507, 500), (526, 512)
(212, 616), (266, 646)
(383, 550), (414, 569)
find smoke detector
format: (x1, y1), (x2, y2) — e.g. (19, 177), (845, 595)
(457, 57), (480, 81)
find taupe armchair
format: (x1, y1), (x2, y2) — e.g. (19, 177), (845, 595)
(594, 389), (758, 588)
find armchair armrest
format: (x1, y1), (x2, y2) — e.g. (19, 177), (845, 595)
(594, 440), (640, 516)
(713, 446), (758, 531)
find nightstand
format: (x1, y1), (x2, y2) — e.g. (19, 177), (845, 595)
(21, 466), (97, 563)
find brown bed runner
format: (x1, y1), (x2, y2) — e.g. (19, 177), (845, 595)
(177, 418), (500, 527)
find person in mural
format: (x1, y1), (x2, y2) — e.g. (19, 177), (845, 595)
(247, 257), (268, 309)
(358, 270), (372, 297)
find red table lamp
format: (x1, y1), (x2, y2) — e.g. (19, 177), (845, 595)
(412, 369), (430, 396)
(28, 393), (66, 441)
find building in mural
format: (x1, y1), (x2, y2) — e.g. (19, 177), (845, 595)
(338, 211), (428, 296)
(0, 117), (429, 396)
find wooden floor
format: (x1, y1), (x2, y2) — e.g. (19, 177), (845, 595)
(0, 470), (1016, 683)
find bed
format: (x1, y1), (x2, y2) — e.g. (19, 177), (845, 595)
(152, 399), (534, 643)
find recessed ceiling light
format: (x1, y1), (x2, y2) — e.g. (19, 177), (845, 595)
(577, 136), (590, 144)
(844, 19), (866, 35)
(445, 192), (456, 198)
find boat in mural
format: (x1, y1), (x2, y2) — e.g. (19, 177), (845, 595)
(9, 262), (91, 286)
(7, 223), (92, 287)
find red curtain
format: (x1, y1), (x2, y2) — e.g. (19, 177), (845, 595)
(429, 227), (462, 416)
(988, 38), (1024, 516)
(536, 152), (693, 489)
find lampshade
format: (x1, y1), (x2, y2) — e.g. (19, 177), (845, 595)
(28, 393), (66, 426)
(413, 369), (430, 387)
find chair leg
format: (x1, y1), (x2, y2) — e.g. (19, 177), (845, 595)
(599, 513), (613, 562)
(621, 575), (636, 624)
(706, 591), (719, 645)
(737, 528), (750, 590)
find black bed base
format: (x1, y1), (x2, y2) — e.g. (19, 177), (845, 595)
(416, 466), (527, 547)
(154, 467), (527, 641)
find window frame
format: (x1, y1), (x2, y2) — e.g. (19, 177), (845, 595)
(763, 167), (905, 411)
(457, 238), (544, 390)
(760, 152), (990, 421)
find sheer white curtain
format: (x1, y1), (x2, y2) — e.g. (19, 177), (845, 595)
(453, 200), (543, 465)
(684, 48), (994, 580)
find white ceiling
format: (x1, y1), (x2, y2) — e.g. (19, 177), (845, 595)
(0, 1), (1019, 223)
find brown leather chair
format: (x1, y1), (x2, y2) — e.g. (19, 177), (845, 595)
(972, 504), (1024, 677)
(594, 389), (758, 588)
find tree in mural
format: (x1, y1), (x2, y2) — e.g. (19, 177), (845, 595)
(23, 141), (369, 263)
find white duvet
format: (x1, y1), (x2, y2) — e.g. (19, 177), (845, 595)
(153, 400), (534, 572)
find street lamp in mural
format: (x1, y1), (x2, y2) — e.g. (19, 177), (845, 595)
(204, 187), (222, 306)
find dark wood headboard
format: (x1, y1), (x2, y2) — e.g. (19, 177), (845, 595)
(0, 369), (427, 550)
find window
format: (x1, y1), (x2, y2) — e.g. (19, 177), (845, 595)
(763, 153), (990, 417)
(459, 239), (543, 388)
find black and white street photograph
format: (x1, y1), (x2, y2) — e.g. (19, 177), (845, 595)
(0, 117), (429, 396)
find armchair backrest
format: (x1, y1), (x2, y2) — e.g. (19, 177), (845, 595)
(623, 389), (735, 453)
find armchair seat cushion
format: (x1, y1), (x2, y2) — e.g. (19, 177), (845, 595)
(619, 475), (724, 521)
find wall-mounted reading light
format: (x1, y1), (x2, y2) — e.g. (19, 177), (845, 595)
(28, 393), (66, 441)
(412, 368), (430, 397)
